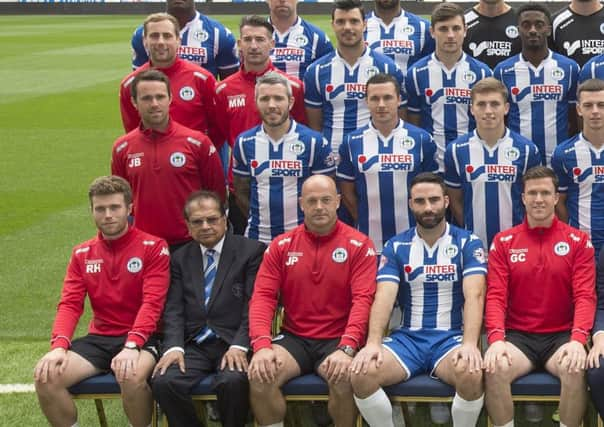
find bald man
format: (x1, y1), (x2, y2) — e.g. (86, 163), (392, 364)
(247, 175), (377, 427)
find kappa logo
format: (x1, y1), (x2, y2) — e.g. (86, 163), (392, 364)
(170, 152), (186, 168)
(366, 247), (376, 257)
(160, 247), (170, 256)
(332, 247), (348, 263)
(179, 86), (195, 101)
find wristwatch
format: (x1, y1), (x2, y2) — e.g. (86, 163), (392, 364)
(124, 341), (140, 351)
(337, 345), (356, 357)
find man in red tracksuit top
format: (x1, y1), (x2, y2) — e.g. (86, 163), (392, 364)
(34, 175), (170, 427)
(214, 15), (307, 234)
(119, 12), (218, 144)
(112, 69), (225, 251)
(483, 166), (596, 427)
(248, 174), (377, 427)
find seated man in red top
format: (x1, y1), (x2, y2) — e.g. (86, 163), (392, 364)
(484, 166), (596, 427)
(34, 176), (170, 427)
(247, 174), (377, 427)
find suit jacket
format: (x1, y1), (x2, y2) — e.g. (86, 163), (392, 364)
(162, 232), (266, 350)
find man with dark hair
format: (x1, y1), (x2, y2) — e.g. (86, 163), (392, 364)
(267, 0), (334, 80)
(130, 0), (239, 78)
(120, 12), (219, 143)
(304, 0), (405, 157)
(34, 176), (170, 427)
(214, 15), (306, 235)
(248, 174), (377, 427)
(233, 72), (335, 243)
(494, 3), (579, 166)
(552, 78), (604, 260)
(463, 0), (521, 69)
(365, 0), (434, 74)
(445, 77), (540, 248)
(552, 0), (604, 67)
(350, 172), (487, 427)
(406, 2), (492, 167)
(112, 69), (225, 252)
(151, 190), (266, 427)
(484, 166), (596, 427)
(338, 72), (439, 253)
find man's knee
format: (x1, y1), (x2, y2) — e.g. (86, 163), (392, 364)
(350, 364), (381, 391)
(558, 368), (586, 389)
(151, 369), (187, 401)
(453, 361), (483, 388)
(587, 364), (604, 391)
(214, 368), (249, 393)
(121, 372), (151, 398)
(485, 359), (514, 386)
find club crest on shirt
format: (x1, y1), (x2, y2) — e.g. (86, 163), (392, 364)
(294, 34), (309, 47)
(551, 68), (564, 81)
(332, 247), (348, 263)
(170, 152), (186, 167)
(289, 141), (305, 155)
(179, 86), (195, 101)
(442, 244), (459, 258)
(554, 241), (570, 256)
(193, 30), (209, 42)
(504, 147), (520, 161)
(505, 25), (519, 39)
(399, 136), (415, 150)
(127, 257), (143, 273)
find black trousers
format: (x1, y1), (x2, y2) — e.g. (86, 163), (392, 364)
(152, 339), (249, 427)
(588, 357), (604, 419)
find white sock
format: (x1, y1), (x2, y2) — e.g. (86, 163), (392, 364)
(259, 423), (284, 427)
(354, 388), (394, 427)
(559, 423), (568, 427)
(451, 393), (484, 427)
(494, 421), (514, 427)
(70, 424), (79, 427)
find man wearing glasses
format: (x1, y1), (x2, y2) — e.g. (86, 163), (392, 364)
(152, 190), (266, 427)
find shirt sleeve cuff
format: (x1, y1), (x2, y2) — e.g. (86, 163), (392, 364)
(571, 330), (588, 344)
(230, 345), (249, 353)
(127, 332), (147, 348)
(338, 336), (359, 349)
(487, 330), (505, 345)
(163, 347), (185, 356)
(251, 336), (272, 352)
(50, 336), (71, 350)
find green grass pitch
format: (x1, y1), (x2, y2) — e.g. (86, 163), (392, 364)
(0, 14), (560, 427)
